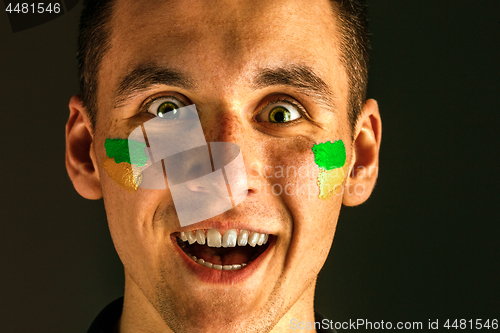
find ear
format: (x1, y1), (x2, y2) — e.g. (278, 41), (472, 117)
(343, 99), (382, 206)
(66, 95), (103, 199)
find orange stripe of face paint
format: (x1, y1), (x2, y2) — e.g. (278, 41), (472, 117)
(102, 156), (142, 192)
(317, 164), (347, 199)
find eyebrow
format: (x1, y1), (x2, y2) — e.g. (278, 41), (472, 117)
(252, 65), (337, 112)
(113, 65), (195, 108)
(113, 64), (336, 112)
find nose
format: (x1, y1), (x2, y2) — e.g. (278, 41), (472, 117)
(199, 109), (264, 200)
(208, 141), (248, 205)
(161, 108), (251, 212)
(173, 141), (247, 204)
(203, 111), (244, 143)
(167, 140), (249, 227)
(163, 143), (236, 227)
(182, 143), (233, 201)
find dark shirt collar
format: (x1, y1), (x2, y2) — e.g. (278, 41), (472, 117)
(87, 298), (123, 333)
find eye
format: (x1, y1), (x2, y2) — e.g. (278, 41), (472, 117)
(148, 97), (186, 119)
(254, 101), (302, 124)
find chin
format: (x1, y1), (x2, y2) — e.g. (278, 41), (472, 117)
(152, 279), (286, 333)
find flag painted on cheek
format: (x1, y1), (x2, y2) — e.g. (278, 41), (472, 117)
(312, 140), (347, 199)
(103, 138), (148, 192)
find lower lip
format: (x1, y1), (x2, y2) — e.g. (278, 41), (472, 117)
(170, 234), (276, 284)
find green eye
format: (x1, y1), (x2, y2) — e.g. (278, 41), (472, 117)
(157, 102), (180, 119)
(147, 97), (186, 119)
(254, 101), (302, 124)
(268, 106), (291, 123)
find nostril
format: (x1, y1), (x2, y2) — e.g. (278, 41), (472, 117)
(245, 188), (258, 196)
(184, 170), (232, 199)
(230, 187), (250, 204)
(184, 178), (210, 194)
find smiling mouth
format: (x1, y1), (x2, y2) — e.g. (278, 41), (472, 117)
(175, 229), (272, 271)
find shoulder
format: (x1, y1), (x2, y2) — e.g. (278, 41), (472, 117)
(315, 311), (338, 333)
(87, 297), (124, 333)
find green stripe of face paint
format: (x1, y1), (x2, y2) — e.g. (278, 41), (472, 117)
(312, 140), (346, 170)
(105, 138), (148, 167)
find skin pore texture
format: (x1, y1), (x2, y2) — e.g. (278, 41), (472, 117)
(103, 138), (147, 192)
(65, 0), (381, 332)
(312, 140), (347, 199)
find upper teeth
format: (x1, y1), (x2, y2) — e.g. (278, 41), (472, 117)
(180, 229), (269, 247)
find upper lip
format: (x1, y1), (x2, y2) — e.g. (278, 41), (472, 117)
(173, 220), (275, 236)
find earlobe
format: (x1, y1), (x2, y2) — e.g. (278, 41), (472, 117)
(343, 99), (382, 206)
(66, 95), (103, 199)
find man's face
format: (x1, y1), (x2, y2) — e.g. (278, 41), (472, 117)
(94, 0), (352, 331)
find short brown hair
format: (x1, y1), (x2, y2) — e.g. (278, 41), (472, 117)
(330, 0), (371, 131)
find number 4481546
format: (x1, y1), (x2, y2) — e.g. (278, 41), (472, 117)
(5, 3), (61, 14)
(444, 319), (498, 330)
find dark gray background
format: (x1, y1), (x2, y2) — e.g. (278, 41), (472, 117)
(1, 1), (499, 332)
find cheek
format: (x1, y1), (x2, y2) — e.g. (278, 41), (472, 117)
(259, 137), (320, 210)
(103, 185), (172, 278)
(102, 138), (147, 192)
(261, 138), (348, 202)
(312, 140), (348, 200)
(99, 135), (175, 256)
(102, 156), (140, 192)
(97, 112), (154, 192)
(262, 138), (343, 273)
(260, 137), (346, 230)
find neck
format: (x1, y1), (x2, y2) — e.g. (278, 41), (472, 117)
(117, 273), (318, 333)
(118, 273), (174, 333)
(271, 278), (317, 333)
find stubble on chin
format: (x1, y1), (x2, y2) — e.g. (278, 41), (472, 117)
(151, 277), (287, 333)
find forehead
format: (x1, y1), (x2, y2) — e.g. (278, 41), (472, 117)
(100, 0), (346, 110)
